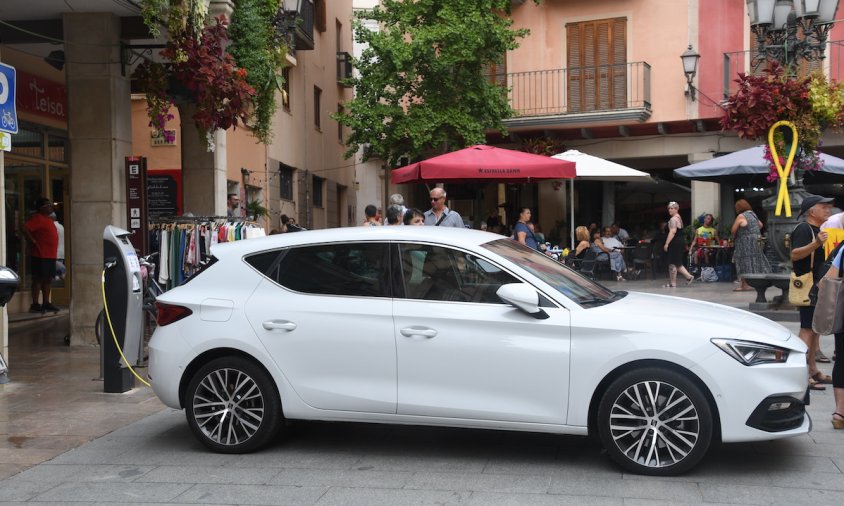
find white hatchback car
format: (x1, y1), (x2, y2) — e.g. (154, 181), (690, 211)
(149, 226), (810, 476)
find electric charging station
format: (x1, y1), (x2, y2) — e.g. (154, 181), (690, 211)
(102, 225), (144, 393)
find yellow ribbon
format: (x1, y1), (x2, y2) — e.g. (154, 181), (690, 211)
(768, 120), (798, 217)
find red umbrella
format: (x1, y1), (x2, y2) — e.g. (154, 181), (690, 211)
(391, 145), (576, 184)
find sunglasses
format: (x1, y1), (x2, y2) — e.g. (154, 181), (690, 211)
(430, 197), (444, 201)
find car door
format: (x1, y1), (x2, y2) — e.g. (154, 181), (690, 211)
(245, 242), (396, 414)
(393, 243), (571, 424)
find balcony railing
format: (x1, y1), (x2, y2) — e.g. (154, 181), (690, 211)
(496, 62), (651, 123)
(723, 40), (844, 99)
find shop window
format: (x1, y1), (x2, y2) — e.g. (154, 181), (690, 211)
(312, 175), (324, 207)
(10, 127), (44, 158)
(48, 134), (68, 163)
(280, 164), (294, 201)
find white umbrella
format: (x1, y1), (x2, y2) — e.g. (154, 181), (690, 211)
(551, 150), (653, 247)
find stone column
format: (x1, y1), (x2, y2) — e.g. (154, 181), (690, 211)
(179, 107), (227, 216)
(64, 13), (132, 345)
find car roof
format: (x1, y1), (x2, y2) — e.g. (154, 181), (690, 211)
(210, 226), (507, 258)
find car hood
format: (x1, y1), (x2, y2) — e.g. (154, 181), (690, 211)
(581, 291), (794, 347)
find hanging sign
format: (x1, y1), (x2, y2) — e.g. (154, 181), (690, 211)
(0, 63), (18, 134)
(768, 120), (798, 217)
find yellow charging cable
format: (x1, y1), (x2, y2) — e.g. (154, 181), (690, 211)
(100, 269), (151, 387)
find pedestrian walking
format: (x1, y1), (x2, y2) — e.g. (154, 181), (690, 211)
(424, 188), (463, 227)
(663, 201), (694, 287)
(790, 195), (834, 391)
(22, 198), (59, 313)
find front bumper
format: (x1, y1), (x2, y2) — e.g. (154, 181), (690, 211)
(692, 343), (810, 443)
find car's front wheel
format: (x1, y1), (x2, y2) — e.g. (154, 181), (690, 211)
(597, 367), (713, 476)
(185, 356), (282, 453)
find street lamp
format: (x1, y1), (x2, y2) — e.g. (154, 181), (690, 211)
(747, 0), (841, 69)
(681, 45), (701, 101)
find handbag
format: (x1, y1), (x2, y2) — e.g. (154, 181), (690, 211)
(812, 258), (844, 335)
(788, 224), (815, 307)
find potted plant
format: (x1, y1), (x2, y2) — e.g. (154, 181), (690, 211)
(245, 199), (268, 220)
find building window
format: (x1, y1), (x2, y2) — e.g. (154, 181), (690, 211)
(280, 163), (294, 200)
(566, 17), (627, 113)
(337, 104), (344, 142)
(483, 56), (507, 87)
(314, 86), (322, 130)
(336, 19), (342, 52)
(281, 67), (291, 111)
(315, 0), (326, 33)
(312, 175), (324, 207)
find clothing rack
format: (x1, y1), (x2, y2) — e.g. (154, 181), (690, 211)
(148, 216), (265, 290)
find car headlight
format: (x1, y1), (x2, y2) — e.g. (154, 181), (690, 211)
(711, 338), (790, 366)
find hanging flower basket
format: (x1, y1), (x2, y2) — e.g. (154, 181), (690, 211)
(721, 62), (844, 182)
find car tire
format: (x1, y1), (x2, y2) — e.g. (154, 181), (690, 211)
(185, 356), (282, 453)
(597, 367), (713, 476)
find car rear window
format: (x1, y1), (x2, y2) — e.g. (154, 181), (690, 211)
(275, 243), (390, 298)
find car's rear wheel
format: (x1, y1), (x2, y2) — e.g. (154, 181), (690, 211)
(597, 367), (712, 476)
(185, 356), (282, 453)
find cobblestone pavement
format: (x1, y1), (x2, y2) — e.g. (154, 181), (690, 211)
(0, 279), (841, 505)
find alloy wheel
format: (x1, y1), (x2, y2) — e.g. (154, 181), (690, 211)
(192, 367), (265, 446)
(607, 380), (700, 469)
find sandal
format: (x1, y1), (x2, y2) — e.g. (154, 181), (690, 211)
(686, 276), (696, 286)
(816, 350), (832, 363)
(732, 287), (754, 292)
(811, 371), (833, 384)
(809, 378), (826, 391)
(833, 413), (844, 430)
(662, 283), (676, 288)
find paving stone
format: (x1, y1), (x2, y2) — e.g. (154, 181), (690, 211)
(352, 452), (487, 473)
(234, 448), (364, 470)
(175, 483), (328, 505)
(0, 480), (57, 502)
(137, 465), (280, 484)
(314, 487), (470, 505)
(30, 482), (192, 503)
(700, 483), (839, 504)
(0, 463), (28, 480)
(405, 471), (551, 494)
(467, 491), (621, 505)
(547, 476), (704, 502)
(270, 468), (411, 489)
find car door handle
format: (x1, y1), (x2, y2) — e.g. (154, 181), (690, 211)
(400, 327), (437, 338)
(262, 320), (297, 331)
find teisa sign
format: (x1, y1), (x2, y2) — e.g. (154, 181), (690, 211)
(0, 63), (18, 134)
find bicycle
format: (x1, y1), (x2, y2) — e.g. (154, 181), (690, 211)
(95, 252), (162, 366)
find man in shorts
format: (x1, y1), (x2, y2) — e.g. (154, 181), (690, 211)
(22, 198), (60, 313)
(790, 194), (834, 390)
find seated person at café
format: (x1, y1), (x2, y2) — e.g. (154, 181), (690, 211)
(593, 227), (628, 281)
(693, 213), (719, 265)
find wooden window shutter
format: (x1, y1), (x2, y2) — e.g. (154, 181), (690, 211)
(567, 23), (582, 112)
(567, 18), (627, 113)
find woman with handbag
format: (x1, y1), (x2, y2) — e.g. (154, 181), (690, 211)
(790, 195), (834, 391)
(817, 245), (844, 429)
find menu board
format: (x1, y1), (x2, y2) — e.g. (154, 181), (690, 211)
(147, 169), (182, 219)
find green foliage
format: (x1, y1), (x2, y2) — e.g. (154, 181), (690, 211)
(334, 0), (532, 167)
(246, 199), (269, 218)
(229, 0), (287, 144)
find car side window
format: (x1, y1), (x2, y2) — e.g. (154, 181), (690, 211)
(275, 243), (390, 297)
(399, 244), (519, 303)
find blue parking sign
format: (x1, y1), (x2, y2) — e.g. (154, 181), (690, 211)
(0, 63), (18, 134)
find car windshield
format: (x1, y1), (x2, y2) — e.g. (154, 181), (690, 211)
(482, 239), (618, 306)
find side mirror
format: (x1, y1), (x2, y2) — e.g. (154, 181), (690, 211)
(496, 283), (549, 319)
